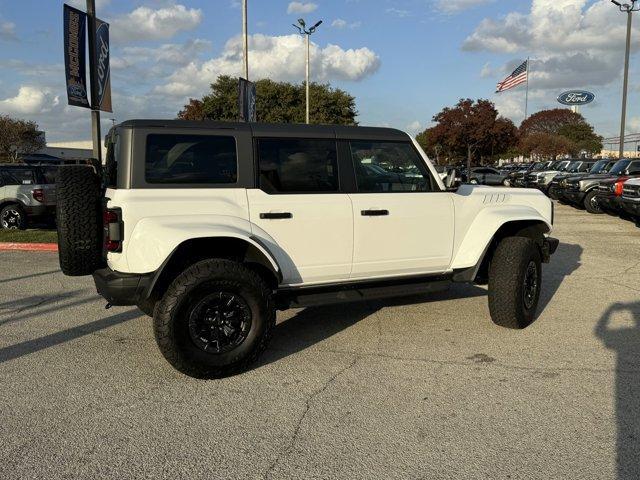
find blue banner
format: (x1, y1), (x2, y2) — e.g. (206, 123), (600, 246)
(63, 4), (89, 108)
(94, 17), (112, 112)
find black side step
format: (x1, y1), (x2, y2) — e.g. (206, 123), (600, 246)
(276, 274), (452, 310)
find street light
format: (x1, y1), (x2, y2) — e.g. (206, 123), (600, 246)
(611, 0), (639, 159)
(293, 18), (322, 124)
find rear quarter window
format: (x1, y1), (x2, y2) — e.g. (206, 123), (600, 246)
(145, 134), (238, 184)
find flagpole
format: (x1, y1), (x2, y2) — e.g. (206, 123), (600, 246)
(524, 57), (530, 122)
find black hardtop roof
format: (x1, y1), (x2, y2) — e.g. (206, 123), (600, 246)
(117, 120), (410, 141)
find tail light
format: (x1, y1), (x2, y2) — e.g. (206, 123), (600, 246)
(103, 208), (123, 253)
(32, 188), (45, 203)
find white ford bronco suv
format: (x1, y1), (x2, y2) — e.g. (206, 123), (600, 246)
(56, 120), (558, 378)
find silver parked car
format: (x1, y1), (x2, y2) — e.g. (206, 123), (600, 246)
(0, 165), (57, 229)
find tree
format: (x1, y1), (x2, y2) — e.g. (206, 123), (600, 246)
(519, 133), (576, 159)
(558, 122), (603, 154)
(0, 116), (45, 163)
(415, 99), (518, 168)
(520, 108), (584, 137)
(518, 108), (603, 158)
(178, 75), (358, 125)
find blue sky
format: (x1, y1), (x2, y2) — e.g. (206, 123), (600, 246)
(0, 0), (638, 144)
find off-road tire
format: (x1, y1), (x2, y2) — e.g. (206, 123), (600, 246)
(153, 259), (275, 379)
(584, 190), (603, 214)
(548, 186), (559, 200)
(0, 204), (27, 230)
(56, 166), (104, 276)
(137, 297), (156, 317)
(488, 237), (542, 329)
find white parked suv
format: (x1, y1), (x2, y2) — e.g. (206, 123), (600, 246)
(56, 121), (558, 378)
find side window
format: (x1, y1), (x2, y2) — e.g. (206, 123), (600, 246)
(350, 141), (433, 193)
(145, 134), (237, 184)
(3, 169), (35, 185)
(40, 167), (58, 184)
(628, 161), (640, 174)
(257, 138), (339, 193)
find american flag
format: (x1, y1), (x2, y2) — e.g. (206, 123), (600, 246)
(496, 60), (528, 93)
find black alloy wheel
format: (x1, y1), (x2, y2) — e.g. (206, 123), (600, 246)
(187, 291), (252, 354)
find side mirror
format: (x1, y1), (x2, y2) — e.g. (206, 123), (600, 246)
(445, 169), (459, 190)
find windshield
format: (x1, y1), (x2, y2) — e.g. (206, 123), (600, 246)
(532, 162), (547, 171)
(609, 159), (631, 175)
(590, 160), (610, 174)
(566, 161), (581, 173)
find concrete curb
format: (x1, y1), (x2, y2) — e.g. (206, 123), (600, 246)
(0, 242), (58, 252)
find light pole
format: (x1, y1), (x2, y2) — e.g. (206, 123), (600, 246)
(242, 0), (249, 80)
(611, 0), (639, 159)
(293, 18), (322, 124)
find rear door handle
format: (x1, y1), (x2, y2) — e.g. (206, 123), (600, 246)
(260, 212), (293, 220)
(361, 209), (389, 216)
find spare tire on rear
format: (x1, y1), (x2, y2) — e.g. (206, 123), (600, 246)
(56, 165), (105, 276)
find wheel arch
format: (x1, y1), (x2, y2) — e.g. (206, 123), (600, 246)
(144, 236), (282, 304)
(453, 217), (551, 284)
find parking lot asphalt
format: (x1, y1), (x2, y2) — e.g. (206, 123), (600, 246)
(0, 203), (638, 480)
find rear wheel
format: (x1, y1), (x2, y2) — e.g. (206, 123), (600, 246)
(56, 166), (104, 276)
(153, 259), (275, 379)
(0, 204), (26, 230)
(488, 237), (542, 329)
(584, 190), (603, 214)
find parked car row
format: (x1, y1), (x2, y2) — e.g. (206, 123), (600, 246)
(508, 158), (640, 224)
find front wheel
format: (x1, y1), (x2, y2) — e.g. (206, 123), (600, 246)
(548, 186), (559, 200)
(153, 259), (275, 378)
(502, 179), (510, 187)
(488, 237), (542, 329)
(584, 190), (603, 214)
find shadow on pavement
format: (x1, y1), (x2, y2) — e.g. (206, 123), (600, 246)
(0, 309), (142, 364)
(0, 269), (60, 284)
(260, 284), (487, 367)
(595, 301), (640, 480)
(538, 242), (583, 314)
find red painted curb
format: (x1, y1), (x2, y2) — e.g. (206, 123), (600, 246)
(0, 242), (58, 252)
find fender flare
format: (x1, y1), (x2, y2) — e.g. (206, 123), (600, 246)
(142, 233), (283, 301)
(451, 205), (552, 271)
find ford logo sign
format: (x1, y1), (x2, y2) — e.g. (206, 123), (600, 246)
(67, 83), (87, 98)
(557, 90), (595, 106)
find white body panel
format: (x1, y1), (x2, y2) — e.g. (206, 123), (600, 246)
(348, 193), (454, 278)
(105, 188), (252, 273)
(246, 189), (353, 285)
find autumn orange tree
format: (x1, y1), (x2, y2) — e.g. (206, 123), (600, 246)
(416, 99), (518, 168)
(519, 109), (602, 157)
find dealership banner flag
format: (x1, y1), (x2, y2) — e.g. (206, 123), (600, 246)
(238, 78), (256, 122)
(94, 17), (112, 112)
(63, 4), (89, 108)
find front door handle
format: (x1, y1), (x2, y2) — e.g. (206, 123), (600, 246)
(260, 212), (293, 220)
(361, 209), (389, 216)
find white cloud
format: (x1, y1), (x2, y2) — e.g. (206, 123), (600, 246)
(287, 2), (318, 15)
(331, 18), (361, 29)
(0, 86), (57, 115)
(156, 34), (380, 98)
(480, 62), (493, 78)
(0, 20), (16, 41)
(464, 0), (640, 90)
(434, 0), (494, 14)
(120, 39), (211, 67)
(111, 4), (202, 43)
(386, 8), (411, 18)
